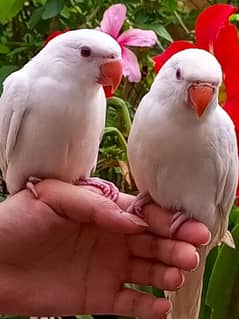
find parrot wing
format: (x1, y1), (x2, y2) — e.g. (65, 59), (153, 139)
(0, 71), (29, 179)
(167, 110), (238, 319)
(214, 107), (238, 246)
(89, 93), (106, 175)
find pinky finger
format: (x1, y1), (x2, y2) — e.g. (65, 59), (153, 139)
(112, 288), (171, 319)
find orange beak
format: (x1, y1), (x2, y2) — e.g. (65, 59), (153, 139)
(98, 60), (123, 93)
(188, 84), (214, 117)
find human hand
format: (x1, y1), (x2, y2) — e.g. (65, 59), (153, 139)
(0, 180), (210, 318)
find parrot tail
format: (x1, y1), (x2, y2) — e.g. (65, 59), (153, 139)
(166, 246), (208, 319)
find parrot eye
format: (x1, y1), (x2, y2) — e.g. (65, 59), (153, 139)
(80, 46), (92, 57)
(176, 68), (182, 80)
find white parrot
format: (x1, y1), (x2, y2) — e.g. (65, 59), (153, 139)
(0, 29), (122, 197)
(127, 48), (238, 319)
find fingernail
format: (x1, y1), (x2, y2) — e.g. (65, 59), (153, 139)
(191, 251), (200, 271)
(201, 231), (211, 246)
(176, 272), (185, 289)
(121, 212), (149, 227)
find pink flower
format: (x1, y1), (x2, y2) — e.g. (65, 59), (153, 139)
(100, 4), (157, 83)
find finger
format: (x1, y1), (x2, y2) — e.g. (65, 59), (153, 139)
(85, 188), (211, 247)
(36, 179), (148, 234)
(126, 257), (184, 291)
(112, 288), (171, 319)
(139, 202), (210, 246)
(127, 233), (199, 271)
(175, 219), (211, 246)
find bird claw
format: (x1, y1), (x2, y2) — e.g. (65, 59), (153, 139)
(170, 210), (191, 235)
(26, 176), (42, 199)
(75, 177), (119, 201)
(126, 193), (152, 217)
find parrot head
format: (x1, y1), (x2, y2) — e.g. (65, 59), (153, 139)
(40, 29), (123, 93)
(152, 48), (222, 118)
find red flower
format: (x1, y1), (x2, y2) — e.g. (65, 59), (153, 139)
(153, 4), (239, 129)
(153, 4), (239, 194)
(153, 41), (196, 72)
(153, 4), (238, 74)
(44, 28), (70, 46)
(195, 4), (237, 53)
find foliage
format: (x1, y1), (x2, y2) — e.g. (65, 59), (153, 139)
(0, 1), (239, 319)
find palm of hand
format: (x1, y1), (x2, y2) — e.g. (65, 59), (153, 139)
(0, 192), (170, 317)
(0, 180), (209, 318)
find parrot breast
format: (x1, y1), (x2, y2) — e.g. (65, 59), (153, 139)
(6, 77), (106, 195)
(128, 99), (232, 233)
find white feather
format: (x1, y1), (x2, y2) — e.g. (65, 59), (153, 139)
(128, 48), (238, 319)
(0, 29), (121, 195)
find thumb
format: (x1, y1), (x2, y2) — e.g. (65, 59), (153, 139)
(36, 179), (148, 234)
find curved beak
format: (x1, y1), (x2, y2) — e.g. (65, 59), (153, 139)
(188, 83), (215, 117)
(98, 60), (123, 93)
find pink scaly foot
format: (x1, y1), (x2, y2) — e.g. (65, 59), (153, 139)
(75, 177), (119, 202)
(26, 176), (42, 199)
(126, 193), (152, 217)
(170, 211), (191, 235)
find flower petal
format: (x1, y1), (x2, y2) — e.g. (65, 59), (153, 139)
(222, 46), (239, 100)
(195, 4), (237, 51)
(44, 28), (70, 46)
(224, 97), (239, 130)
(224, 96), (239, 196)
(121, 46), (141, 82)
(213, 24), (239, 66)
(153, 41), (196, 73)
(100, 4), (126, 39)
(118, 29), (157, 47)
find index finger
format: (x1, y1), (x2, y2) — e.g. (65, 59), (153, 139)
(116, 194), (210, 247)
(36, 180), (149, 234)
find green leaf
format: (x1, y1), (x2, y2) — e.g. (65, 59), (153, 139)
(35, 0), (48, 4)
(7, 46), (28, 56)
(106, 97), (132, 137)
(0, 0), (25, 23)
(0, 65), (18, 94)
(230, 14), (239, 22)
(162, 0), (178, 12)
(0, 43), (10, 54)
(42, 0), (65, 19)
(76, 316), (94, 319)
(205, 224), (239, 319)
(29, 7), (45, 29)
(138, 24), (173, 43)
(229, 205), (239, 230)
(104, 127), (128, 154)
(152, 286), (164, 298)
(134, 9), (151, 25)
(152, 25), (173, 42)
(60, 6), (71, 19)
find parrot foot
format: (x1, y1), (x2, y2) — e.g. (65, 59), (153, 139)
(170, 211), (190, 235)
(26, 176), (42, 199)
(75, 177), (119, 201)
(126, 193), (152, 217)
